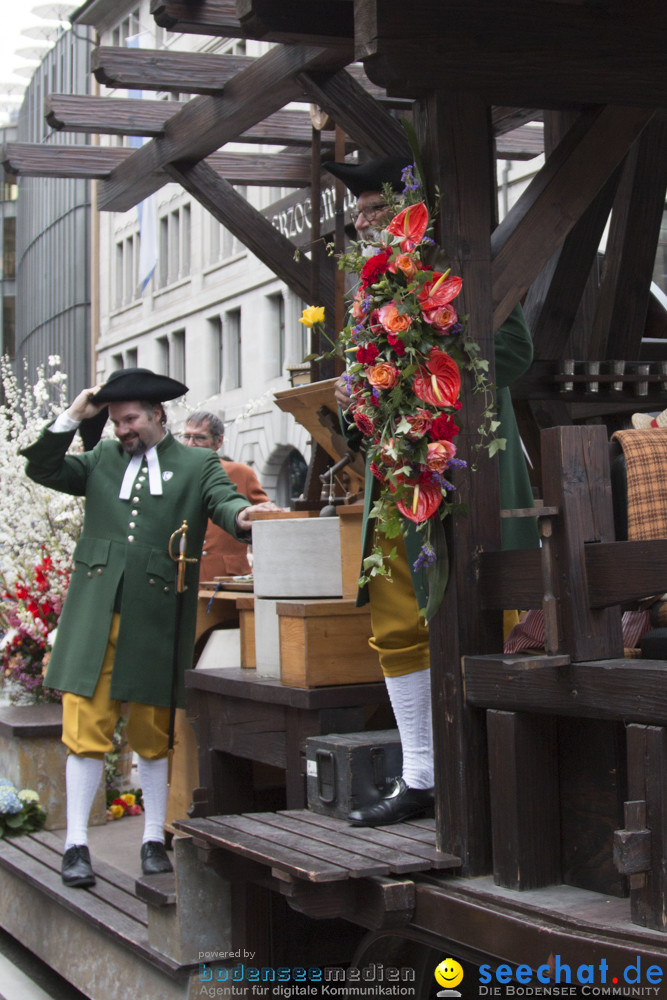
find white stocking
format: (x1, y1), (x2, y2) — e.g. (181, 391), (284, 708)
(137, 755), (169, 844)
(65, 754), (103, 849)
(384, 668), (434, 789)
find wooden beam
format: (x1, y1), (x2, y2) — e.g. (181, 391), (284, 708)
(491, 106), (654, 330)
(589, 117), (667, 360)
(91, 47), (252, 95)
(2, 142), (131, 179)
(97, 43), (352, 213)
(46, 95), (342, 150)
(150, 0), (245, 38)
(355, 0), (667, 107)
(165, 158), (335, 320)
(298, 68), (410, 159)
(3, 142), (311, 187)
(46, 94), (185, 137)
(236, 0), (354, 46)
(463, 656), (667, 726)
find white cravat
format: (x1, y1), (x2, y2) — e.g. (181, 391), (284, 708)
(119, 445), (163, 499)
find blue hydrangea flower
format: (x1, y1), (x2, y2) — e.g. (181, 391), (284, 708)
(18, 789), (40, 804)
(0, 785), (23, 815)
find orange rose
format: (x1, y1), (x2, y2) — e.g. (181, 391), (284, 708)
(377, 302), (412, 334)
(351, 289), (370, 322)
(426, 440), (457, 472)
(367, 362), (400, 390)
(423, 303), (458, 334)
(389, 254), (419, 281)
(404, 409), (433, 439)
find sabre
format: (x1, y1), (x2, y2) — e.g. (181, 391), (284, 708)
(167, 520), (198, 784)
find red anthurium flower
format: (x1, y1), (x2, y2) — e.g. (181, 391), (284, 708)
(386, 201), (429, 252)
(396, 480), (442, 523)
(412, 348), (461, 408)
(418, 273), (463, 312)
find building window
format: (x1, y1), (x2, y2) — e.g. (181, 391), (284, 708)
(125, 347), (138, 368)
(112, 8), (140, 46)
(268, 293), (285, 376)
(114, 234), (139, 307)
(158, 205), (191, 287)
(223, 308), (242, 390)
(2, 296), (15, 358)
(172, 329), (185, 383)
(3, 217), (15, 280)
(206, 315), (223, 394)
(276, 449), (307, 507)
(157, 335), (170, 376)
(111, 353), (124, 370)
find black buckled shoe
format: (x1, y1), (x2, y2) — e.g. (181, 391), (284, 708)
(348, 778), (434, 828)
(61, 844), (96, 888)
(140, 840), (174, 875)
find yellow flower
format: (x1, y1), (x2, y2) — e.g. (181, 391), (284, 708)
(120, 793), (136, 806)
(109, 804), (124, 819)
(298, 305), (325, 328)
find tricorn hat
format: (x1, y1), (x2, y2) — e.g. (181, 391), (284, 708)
(631, 409), (667, 430)
(92, 368), (188, 405)
(322, 156), (412, 198)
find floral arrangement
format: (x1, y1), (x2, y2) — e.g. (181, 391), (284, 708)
(333, 173), (502, 619)
(0, 356), (83, 704)
(0, 779), (47, 838)
(0, 549), (68, 704)
(106, 789), (143, 821)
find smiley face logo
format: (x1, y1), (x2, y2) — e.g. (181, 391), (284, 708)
(435, 958), (464, 991)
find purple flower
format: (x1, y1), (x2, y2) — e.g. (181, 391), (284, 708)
(413, 542), (437, 573)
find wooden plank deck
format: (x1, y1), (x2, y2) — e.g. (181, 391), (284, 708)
(175, 809), (461, 881)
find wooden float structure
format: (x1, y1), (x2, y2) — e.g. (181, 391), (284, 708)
(3, 0), (667, 991)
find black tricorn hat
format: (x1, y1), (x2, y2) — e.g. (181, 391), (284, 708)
(92, 368), (188, 405)
(322, 156), (411, 198)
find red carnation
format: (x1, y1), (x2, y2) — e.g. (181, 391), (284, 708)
(386, 332), (406, 356)
(429, 414), (459, 442)
(360, 248), (391, 289)
(353, 410), (376, 436)
(356, 343), (380, 364)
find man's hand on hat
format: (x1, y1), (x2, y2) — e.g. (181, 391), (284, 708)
(67, 385), (106, 422)
(236, 501), (281, 532)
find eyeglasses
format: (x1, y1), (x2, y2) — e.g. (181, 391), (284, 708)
(181, 432), (213, 444)
(349, 203), (388, 224)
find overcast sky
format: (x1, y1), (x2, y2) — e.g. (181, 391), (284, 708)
(0, 2), (76, 123)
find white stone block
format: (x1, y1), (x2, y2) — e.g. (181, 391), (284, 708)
(254, 597), (281, 677)
(252, 517), (343, 598)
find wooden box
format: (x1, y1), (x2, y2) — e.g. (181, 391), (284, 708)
(252, 516), (343, 598)
(337, 503), (364, 600)
(236, 596), (256, 669)
(277, 599), (383, 688)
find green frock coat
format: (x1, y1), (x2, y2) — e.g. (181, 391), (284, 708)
(348, 304), (539, 611)
(21, 427), (251, 707)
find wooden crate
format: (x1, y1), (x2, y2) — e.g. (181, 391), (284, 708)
(236, 596), (256, 669)
(337, 503), (364, 600)
(277, 599), (383, 688)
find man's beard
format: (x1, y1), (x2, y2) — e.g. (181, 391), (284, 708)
(119, 434), (149, 455)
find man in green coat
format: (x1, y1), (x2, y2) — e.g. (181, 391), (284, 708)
(325, 157), (538, 827)
(22, 368), (272, 886)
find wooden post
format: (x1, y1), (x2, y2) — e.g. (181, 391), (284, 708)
(487, 710), (560, 889)
(416, 91), (499, 874)
(624, 725), (667, 929)
(541, 424), (623, 660)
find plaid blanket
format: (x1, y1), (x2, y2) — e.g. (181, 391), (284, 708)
(611, 428), (667, 540)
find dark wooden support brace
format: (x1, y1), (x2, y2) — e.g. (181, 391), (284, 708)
(624, 725), (667, 930)
(278, 874), (415, 929)
(487, 710), (560, 890)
